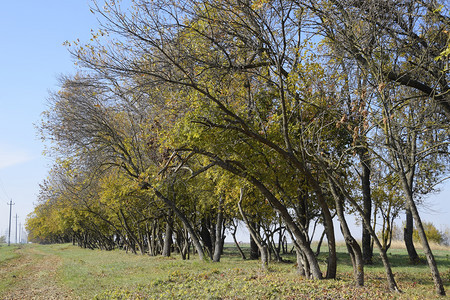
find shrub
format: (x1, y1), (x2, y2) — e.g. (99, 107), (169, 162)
(413, 222), (443, 244)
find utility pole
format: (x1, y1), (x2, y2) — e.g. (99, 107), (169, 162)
(19, 222), (21, 244)
(7, 200), (14, 246)
(14, 214), (18, 244)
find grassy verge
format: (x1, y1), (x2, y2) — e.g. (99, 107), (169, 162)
(0, 244), (20, 264)
(1, 243), (449, 299)
(0, 245), (21, 293)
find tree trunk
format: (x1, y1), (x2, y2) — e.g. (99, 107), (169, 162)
(294, 162), (336, 279)
(213, 198), (224, 262)
(118, 209), (144, 255)
(275, 49), (335, 275)
(210, 160), (323, 279)
(200, 219), (213, 259)
(162, 210), (173, 257)
(151, 220), (158, 255)
(330, 182), (364, 286)
(145, 222), (154, 256)
(242, 183), (323, 279)
(295, 246), (306, 277)
(404, 206), (419, 263)
(321, 207), (337, 279)
(231, 220), (246, 260)
(315, 229), (326, 257)
(330, 175), (400, 292)
(360, 150), (373, 265)
(153, 188), (205, 260)
(249, 225), (259, 260)
(260, 244), (269, 269)
(401, 179), (446, 296)
(238, 196), (268, 269)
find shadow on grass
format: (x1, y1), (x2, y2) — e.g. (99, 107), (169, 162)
(222, 243), (450, 290)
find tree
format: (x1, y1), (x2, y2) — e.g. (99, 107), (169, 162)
(308, 0), (450, 119)
(377, 85), (449, 295)
(442, 226), (450, 246)
(40, 73), (211, 259)
(72, 0), (338, 279)
(372, 173), (404, 251)
(413, 222), (444, 244)
(27, 0), (450, 296)
(307, 0), (449, 294)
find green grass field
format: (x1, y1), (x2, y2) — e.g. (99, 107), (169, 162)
(0, 242), (449, 299)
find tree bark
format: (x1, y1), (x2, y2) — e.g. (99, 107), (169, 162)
(360, 150), (373, 265)
(213, 197), (224, 262)
(330, 182), (364, 286)
(199, 153), (323, 279)
(238, 195), (268, 269)
(231, 220), (246, 260)
(153, 188), (205, 260)
(200, 219), (213, 259)
(249, 223), (260, 260)
(404, 206), (419, 263)
(295, 246), (306, 277)
(162, 210), (173, 257)
(329, 174), (400, 292)
(400, 177), (446, 296)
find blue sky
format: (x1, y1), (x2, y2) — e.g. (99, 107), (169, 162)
(0, 0), (99, 239)
(0, 0), (449, 242)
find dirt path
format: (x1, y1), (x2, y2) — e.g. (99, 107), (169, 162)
(0, 246), (74, 299)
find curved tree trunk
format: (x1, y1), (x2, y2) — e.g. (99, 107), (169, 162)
(295, 246), (306, 277)
(294, 159), (336, 279)
(241, 183), (322, 279)
(231, 219), (246, 260)
(329, 175), (400, 292)
(330, 182), (364, 286)
(400, 178), (446, 296)
(153, 188), (205, 260)
(201, 153), (323, 279)
(309, 179), (337, 279)
(238, 195), (268, 269)
(118, 209), (144, 255)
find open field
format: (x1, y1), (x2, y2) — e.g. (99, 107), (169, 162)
(0, 243), (449, 299)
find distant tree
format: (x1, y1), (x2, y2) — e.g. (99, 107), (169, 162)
(372, 173), (404, 251)
(390, 223), (403, 242)
(442, 226), (450, 246)
(413, 222), (444, 244)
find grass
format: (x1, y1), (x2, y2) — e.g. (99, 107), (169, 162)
(0, 244), (20, 264)
(0, 242), (449, 299)
(0, 244), (21, 292)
